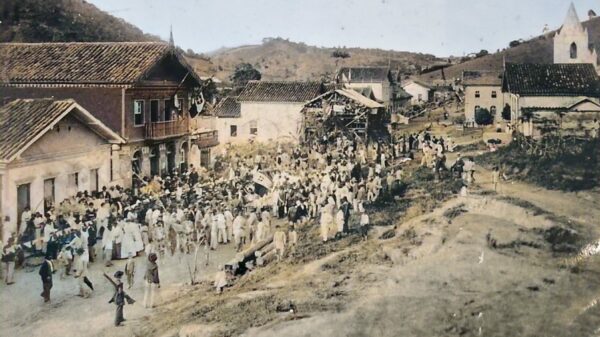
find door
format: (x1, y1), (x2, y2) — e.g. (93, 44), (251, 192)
(150, 100), (160, 122)
(17, 183), (30, 233)
(150, 146), (159, 177)
(166, 142), (176, 174)
(164, 99), (173, 121)
(43, 178), (55, 214)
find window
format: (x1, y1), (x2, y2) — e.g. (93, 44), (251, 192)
(44, 178), (55, 213)
(249, 120), (258, 135)
(491, 91), (497, 98)
(90, 168), (99, 192)
(150, 100), (160, 122)
(570, 42), (578, 59)
(68, 172), (79, 196)
(178, 98), (184, 112)
(490, 106), (497, 115)
(133, 100), (145, 126)
(475, 91), (481, 98)
(230, 125), (238, 137)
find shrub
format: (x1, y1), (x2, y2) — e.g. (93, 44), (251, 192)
(475, 108), (493, 125)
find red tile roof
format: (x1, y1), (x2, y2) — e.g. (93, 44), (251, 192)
(213, 96), (241, 118)
(503, 63), (600, 96)
(0, 42), (193, 86)
(238, 81), (324, 103)
(0, 99), (76, 160)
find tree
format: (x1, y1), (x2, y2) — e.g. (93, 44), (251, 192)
(230, 63), (261, 89)
(475, 50), (489, 58)
(331, 50), (350, 59)
(501, 104), (511, 121)
(475, 108), (493, 125)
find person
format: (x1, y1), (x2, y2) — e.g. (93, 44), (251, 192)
(143, 253), (160, 308)
(74, 248), (93, 298)
(359, 210), (370, 241)
(214, 265), (228, 294)
(106, 271), (135, 327)
(273, 225), (287, 261)
(39, 255), (54, 303)
(125, 252), (136, 289)
(288, 224), (298, 254)
(2, 239), (17, 285)
(492, 166), (500, 192)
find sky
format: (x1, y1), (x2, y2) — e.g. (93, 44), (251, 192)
(88, 0), (599, 57)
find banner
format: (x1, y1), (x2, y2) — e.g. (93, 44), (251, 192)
(252, 172), (273, 190)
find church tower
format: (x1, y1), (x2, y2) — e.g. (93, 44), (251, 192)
(554, 3), (598, 67)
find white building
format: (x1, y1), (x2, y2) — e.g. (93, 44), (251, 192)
(463, 71), (504, 126)
(337, 67), (393, 107)
(0, 99), (124, 238)
(502, 63), (600, 136)
(402, 80), (433, 105)
(214, 81), (323, 144)
(554, 3), (598, 67)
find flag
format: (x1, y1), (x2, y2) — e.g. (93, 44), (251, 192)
(252, 172), (273, 189)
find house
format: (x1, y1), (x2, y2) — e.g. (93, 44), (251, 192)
(463, 71), (504, 126)
(519, 99), (600, 138)
(502, 63), (600, 136)
(337, 67), (393, 108)
(402, 80), (433, 105)
(0, 99), (124, 237)
(216, 81), (324, 144)
(0, 42), (218, 185)
(554, 3), (598, 68)
(301, 88), (385, 142)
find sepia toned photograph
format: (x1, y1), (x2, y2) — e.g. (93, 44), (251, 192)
(0, 1), (599, 336)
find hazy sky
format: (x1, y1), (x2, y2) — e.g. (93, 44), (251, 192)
(88, 0), (598, 57)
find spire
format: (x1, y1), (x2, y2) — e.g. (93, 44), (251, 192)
(169, 25), (175, 47)
(563, 3), (583, 30)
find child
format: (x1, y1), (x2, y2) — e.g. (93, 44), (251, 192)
(359, 211), (370, 241)
(105, 271), (135, 327)
(288, 224), (298, 254)
(124, 252), (135, 289)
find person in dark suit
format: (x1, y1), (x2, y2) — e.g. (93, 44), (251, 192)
(39, 255), (54, 303)
(106, 271), (134, 326)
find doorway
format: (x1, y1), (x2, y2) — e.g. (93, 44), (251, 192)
(166, 142), (176, 174)
(16, 183), (30, 233)
(150, 100), (160, 122)
(180, 141), (189, 173)
(43, 178), (55, 214)
(150, 146), (159, 177)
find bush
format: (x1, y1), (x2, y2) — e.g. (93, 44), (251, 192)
(475, 108), (493, 125)
(501, 104), (511, 121)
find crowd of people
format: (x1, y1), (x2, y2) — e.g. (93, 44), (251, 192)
(1, 129), (466, 326)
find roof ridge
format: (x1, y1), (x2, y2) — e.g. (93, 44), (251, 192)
(0, 41), (167, 46)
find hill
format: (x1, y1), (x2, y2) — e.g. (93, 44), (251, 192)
(0, 0), (160, 43)
(207, 37), (446, 82)
(418, 16), (600, 84)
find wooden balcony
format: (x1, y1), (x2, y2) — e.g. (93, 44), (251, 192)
(145, 119), (189, 140)
(195, 130), (219, 148)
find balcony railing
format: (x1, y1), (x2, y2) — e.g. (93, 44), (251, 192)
(145, 119), (189, 140)
(196, 130), (219, 148)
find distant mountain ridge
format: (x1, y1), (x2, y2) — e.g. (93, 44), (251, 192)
(206, 37), (446, 82)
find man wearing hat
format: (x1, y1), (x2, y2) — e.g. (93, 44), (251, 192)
(39, 255), (54, 303)
(105, 270), (134, 326)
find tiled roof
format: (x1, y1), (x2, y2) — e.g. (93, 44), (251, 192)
(0, 98), (123, 161)
(0, 42), (188, 85)
(338, 67), (390, 83)
(213, 96), (241, 118)
(0, 99), (75, 161)
(238, 81), (323, 102)
(463, 71), (503, 86)
(503, 63), (600, 96)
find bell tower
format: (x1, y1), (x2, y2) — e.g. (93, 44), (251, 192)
(554, 3), (598, 67)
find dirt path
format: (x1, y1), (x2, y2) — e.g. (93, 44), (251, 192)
(0, 244), (237, 337)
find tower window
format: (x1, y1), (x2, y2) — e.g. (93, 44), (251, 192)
(570, 42), (578, 59)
